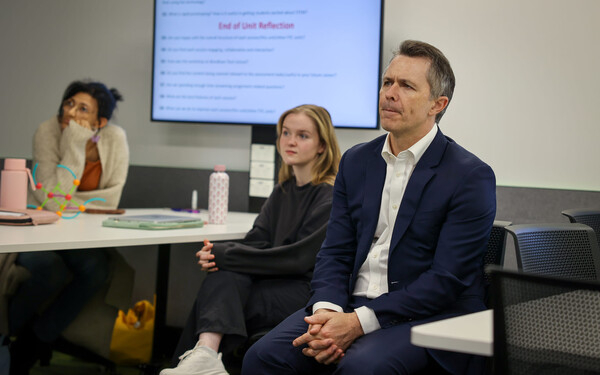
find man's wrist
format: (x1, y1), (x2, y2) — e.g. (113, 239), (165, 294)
(350, 312), (365, 338)
(354, 306), (381, 335)
(313, 301), (343, 315)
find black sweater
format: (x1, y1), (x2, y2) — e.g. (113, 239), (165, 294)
(212, 178), (333, 278)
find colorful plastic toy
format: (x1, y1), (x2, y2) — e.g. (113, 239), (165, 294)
(26, 163), (106, 219)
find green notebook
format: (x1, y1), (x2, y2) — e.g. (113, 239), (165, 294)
(102, 214), (204, 230)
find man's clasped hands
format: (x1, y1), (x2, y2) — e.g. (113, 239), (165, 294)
(292, 309), (364, 365)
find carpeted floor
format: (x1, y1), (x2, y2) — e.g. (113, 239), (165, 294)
(21, 348), (244, 375)
(29, 351), (166, 375)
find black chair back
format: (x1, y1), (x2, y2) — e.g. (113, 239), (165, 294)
(490, 269), (600, 375)
(483, 220), (511, 282)
(506, 223), (600, 281)
(483, 220), (511, 307)
(562, 208), (600, 249)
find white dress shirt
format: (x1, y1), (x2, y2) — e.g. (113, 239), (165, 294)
(313, 125), (438, 334)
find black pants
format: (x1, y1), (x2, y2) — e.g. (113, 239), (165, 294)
(172, 270), (310, 364)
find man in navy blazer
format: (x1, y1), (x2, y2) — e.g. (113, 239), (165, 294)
(242, 40), (496, 375)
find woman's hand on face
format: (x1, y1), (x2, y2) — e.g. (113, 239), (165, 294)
(196, 239), (218, 272)
(70, 119), (94, 131)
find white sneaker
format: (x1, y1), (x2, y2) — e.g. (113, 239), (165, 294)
(160, 344), (228, 375)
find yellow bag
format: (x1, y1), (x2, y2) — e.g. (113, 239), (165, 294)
(109, 296), (155, 364)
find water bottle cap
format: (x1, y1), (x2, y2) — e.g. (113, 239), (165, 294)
(214, 165), (226, 172)
(3, 158), (26, 171)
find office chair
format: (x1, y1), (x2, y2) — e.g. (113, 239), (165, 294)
(505, 223), (600, 281)
(484, 220), (511, 280)
(562, 208), (600, 249)
(490, 268), (600, 375)
(482, 220), (511, 306)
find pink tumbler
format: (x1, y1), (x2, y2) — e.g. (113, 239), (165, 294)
(0, 158), (36, 210)
(208, 165), (229, 224)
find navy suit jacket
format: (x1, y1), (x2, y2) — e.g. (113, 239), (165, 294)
(308, 129), (496, 371)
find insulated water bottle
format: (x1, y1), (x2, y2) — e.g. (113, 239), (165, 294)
(208, 165), (229, 224)
(0, 158), (36, 210)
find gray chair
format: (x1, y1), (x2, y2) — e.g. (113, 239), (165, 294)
(490, 268), (600, 375)
(483, 220), (511, 306)
(562, 208), (600, 249)
(483, 220), (511, 280)
(506, 223), (600, 281)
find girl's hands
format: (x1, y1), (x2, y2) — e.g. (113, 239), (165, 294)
(196, 239), (218, 272)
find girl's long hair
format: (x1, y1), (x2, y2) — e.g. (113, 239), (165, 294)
(276, 104), (341, 186)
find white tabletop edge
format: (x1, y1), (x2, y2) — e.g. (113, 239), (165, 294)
(0, 208), (257, 253)
(410, 309), (493, 357)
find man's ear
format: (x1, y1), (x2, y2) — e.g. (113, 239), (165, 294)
(429, 96), (449, 117)
(97, 117), (108, 129)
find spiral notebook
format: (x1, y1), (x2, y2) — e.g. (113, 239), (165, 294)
(102, 214), (204, 230)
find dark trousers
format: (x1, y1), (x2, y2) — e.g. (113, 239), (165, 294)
(9, 249), (110, 342)
(242, 308), (485, 375)
(172, 270), (310, 364)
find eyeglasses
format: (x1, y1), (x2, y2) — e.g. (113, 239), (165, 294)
(62, 99), (97, 117)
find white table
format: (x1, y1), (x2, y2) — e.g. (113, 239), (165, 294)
(0, 208), (257, 358)
(0, 208), (256, 253)
(410, 309), (493, 356)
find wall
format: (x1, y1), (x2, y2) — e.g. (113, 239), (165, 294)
(385, 0), (600, 192)
(1, 1), (599, 192)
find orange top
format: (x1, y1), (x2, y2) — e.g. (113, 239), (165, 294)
(78, 160), (102, 191)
